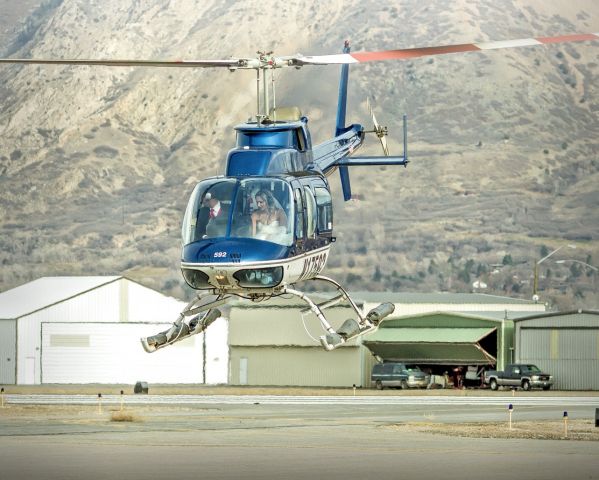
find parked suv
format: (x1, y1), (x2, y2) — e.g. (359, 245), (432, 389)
(371, 362), (429, 390)
(484, 364), (553, 391)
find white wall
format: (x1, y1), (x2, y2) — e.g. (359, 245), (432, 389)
(205, 317), (229, 384)
(41, 322), (203, 384)
(17, 281), (123, 384)
(126, 281), (185, 323)
(16, 279), (190, 384)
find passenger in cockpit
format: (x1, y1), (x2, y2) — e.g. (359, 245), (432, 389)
(251, 190), (288, 240)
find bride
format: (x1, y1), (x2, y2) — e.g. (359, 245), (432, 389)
(251, 190), (288, 241)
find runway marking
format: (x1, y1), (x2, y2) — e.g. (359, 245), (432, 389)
(4, 394), (599, 407)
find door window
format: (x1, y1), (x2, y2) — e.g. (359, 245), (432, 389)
(304, 186), (317, 237)
(294, 188), (305, 239)
(314, 186), (333, 232)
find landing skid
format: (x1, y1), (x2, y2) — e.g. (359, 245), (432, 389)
(140, 293), (231, 353)
(141, 276), (393, 353)
(284, 275), (395, 350)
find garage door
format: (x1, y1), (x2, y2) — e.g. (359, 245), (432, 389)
(0, 320), (16, 384)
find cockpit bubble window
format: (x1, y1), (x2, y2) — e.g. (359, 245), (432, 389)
(182, 178), (294, 247)
(181, 179), (237, 245)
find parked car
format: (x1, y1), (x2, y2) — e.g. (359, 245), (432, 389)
(484, 364), (553, 391)
(371, 362), (429, 390)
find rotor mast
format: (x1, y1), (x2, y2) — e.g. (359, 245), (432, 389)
(255, 51), (278, 125)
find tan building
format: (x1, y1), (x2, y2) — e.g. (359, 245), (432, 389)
(228, 295), (365, 387)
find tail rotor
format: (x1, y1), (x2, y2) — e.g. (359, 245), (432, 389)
(366, 98), (389, 156)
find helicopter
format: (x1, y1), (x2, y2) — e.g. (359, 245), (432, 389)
(1, 32), (597, 352)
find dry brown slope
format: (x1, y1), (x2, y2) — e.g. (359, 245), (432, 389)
(0, 0), (597, 307)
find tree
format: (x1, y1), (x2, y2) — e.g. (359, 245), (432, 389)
(458, 270), (470, 284)
(372, 266), (382, 282)
(502, 254), (513, 266)
(428, 260), (437, 275)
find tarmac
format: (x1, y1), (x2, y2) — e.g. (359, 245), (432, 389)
(1, 386), (599, 479)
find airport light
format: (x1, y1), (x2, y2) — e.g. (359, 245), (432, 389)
(533, 244), (576, 300)
(555, 259), (598, 272)
(556, 259), (598, 292)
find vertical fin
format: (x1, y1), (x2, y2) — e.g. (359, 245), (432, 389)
(337, 40), (352, 201)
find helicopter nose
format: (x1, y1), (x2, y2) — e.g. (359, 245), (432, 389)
(182, 238), (290, 264)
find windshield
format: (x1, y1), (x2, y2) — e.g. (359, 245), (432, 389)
(405, 365), (423, 373)
(182, 178), (294, 246)
(523, 365), (541, 373)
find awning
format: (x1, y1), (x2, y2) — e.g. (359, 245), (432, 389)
(363, 327), (497, 365)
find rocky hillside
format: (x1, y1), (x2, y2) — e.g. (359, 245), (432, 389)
(0, 0), (598, 309)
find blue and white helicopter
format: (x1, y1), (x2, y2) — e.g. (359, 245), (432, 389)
(2, 33), (596, 352)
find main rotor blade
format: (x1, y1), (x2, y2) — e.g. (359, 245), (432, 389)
(0, 58), (250, 68)
(291, 33), (599, 65)
(1, 33), (596, 70)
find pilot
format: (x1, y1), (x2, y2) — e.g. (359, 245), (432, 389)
(198, 193), (228, 238)
(207, 193), (224, 219)
(251, 190), (288, 239)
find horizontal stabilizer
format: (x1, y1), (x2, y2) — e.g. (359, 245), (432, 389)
(337, 156), (408, 167)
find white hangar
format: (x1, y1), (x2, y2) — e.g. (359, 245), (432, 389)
(0, 276), (228, 385)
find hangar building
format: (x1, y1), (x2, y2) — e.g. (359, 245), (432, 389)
(228, 292), (545, 387)
(0, 276), (227, 385)
(514, 310), (599, 390)
(363, 310), (535, 382)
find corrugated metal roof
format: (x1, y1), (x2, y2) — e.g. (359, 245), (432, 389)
(228, 292), (351, 309)
(229, 291), (541, 311)
(0, 276), (121, 319)
(351, 291), (539, 305)
(513, 309), (599, 322)
(380, 310), (536, 328)
(364, 327), (496, 344)
(448, 311), (541, 321)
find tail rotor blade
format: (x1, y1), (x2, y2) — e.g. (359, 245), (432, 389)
(367, 97), (390, 156)
(380, 135), (389, 157)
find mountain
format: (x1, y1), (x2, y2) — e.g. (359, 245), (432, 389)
(1, 0), (598, 309)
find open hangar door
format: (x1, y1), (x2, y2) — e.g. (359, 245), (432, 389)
(363, 327), (498, 388)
